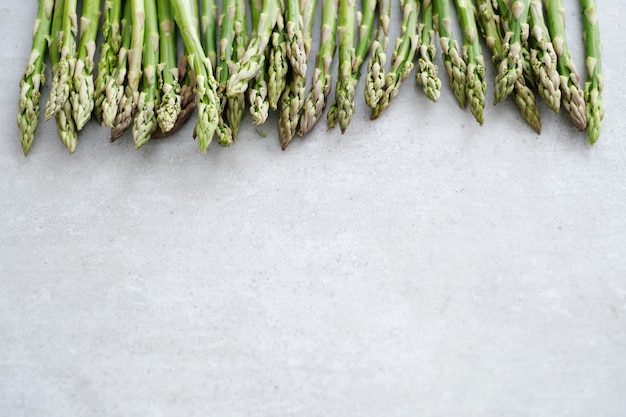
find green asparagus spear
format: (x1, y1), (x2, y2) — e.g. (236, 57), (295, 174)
(18, 0), (54, 155)
(580, 0), (603, 144)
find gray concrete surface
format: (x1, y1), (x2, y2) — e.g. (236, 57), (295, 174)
(1, 2), (625, 416)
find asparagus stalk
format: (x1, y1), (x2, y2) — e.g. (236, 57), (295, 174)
(580, 0), (603, 144)
(152, 55), (198, 138)
(285, 0), (307, 77)
(70, 0), (100, 130)
(227, 0), (278, 96)
(49, 0), (78, 152)
(493, 0), (528, 104)
(45, 0), (77, 120)
(132, 0), (159, 149)
(278, 0), (317, 149)
(527, 0), (560, 112)
(370, 0), (419, 119)
(215, 0), (237, 146)
(94, 0), (123, 124)
(476, 0), (540, 133)
(155, 0), (182, 134)
(111, 0), (145, 141)
(248, 0), (270, 124)
(332, 0), (376, 127)
(299, 0), (338, 136)
(455, 0), (486, 125)
(365, 0), (391, 109)
(353, 0), (377, 79)
(543, 0), (585, 130)
(101, 0), (131, 128)
(434, 0), (467, 108)
(268, 2), (289, 109)
(17, 0), (54, 155)
(327, 0), (356, 132)
(201, 0), (218, 69)
(172, 0), (220, 152)
(416, 0), (442, 102)
(226, 0), (248, 141)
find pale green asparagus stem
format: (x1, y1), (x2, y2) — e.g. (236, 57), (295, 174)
(476, 0), (540, 133)
(172, 0), (220, 152)
(201, 0), (218, 69)
(94, 0), (123, 124)
(455, 0), (486, 125)
(227, 0), (279, 96)
(544, 0), (585, 130)
(215, 0), (237, 146)
(328, 0), (356, 133)
(132, 0), (159, 149)
(247, 0), (270, 124)
(416, 0), (442, 102)
(371, 0), (419, 119)
(111, 0), (145, 141)
(285, 0), (307, 77)
(434, 0), (467, 108)
(101, 0), (131, 128)
(365, 0), (391, 109)
(45, 0), (77, 120)
(580, 0), (603, 144)
(49, 0), (78, 152)
(70, 0), (100, 130)
(18, 0), (54, 155)
(268, 10), (289, 110)
(299, 0), (338, 136)
(155, 0), (182, 134)
(493, 0), (528, 104)
(278, 0), (316, 148)
(528, 0), (560, 112)
(225, 0), (248, 140)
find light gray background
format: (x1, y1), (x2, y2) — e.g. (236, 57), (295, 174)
(1, 1), (625, 416)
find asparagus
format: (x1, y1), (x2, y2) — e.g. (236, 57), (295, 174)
(101, 0), (131, 128)
(201, 0), (218, 69)
(111, 0), (145, 141)
(49, 0), (78, 152)
(543, 0), (585, 130)
(132, 0), (159, 149)
(215, 0), (237, 146)
(434, 0), (467, 108)
(365, 0), (391, 109)
(332, 0), (376, 127)
(370, 0), (419, 119)
(94, 0), (123, 124)
(248, 0), (270, 124)
(455, 0), (486, 125)
(416, 0), (442, 102)
(152, 55), (198, 138)
(580, 0), (603, 144)
(353, 0), (377, 78)
(493, 0), (528, 104)
(527, 0), (560, 113)
(476, 0), (540, 133)
(227, 0), (278, 96)
(172, 0), (220, 152)
(70, 0), (100, 130)
(155, 0), (182, 134)
(278, 0), (317, 149)
(17, 0), (54, 155)
(226, 0), (248, 142)
(268, 4), (289, 109)
(285, 0), (307, 77)
(299, 0), (338, 136)
(327, 0), (356, 132)
(44, 0), (77, 120)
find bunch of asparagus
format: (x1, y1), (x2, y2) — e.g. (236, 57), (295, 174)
(18, 0), (604, 156)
